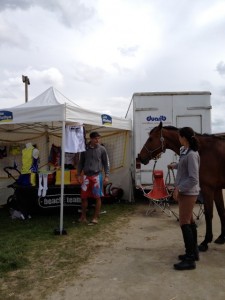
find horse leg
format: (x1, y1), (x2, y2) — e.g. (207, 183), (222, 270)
(214, 189), (225, 244)
(198, 188), (214, 252)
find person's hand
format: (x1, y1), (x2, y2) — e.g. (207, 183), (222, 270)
(167, 163), (173, 169)
(173, 187), (179, 201)
(104, 176), (109, 185)
(77, 175), (83, 184)
(168, 162), (176, 169)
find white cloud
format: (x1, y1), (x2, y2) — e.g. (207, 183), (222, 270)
(0, 18), (29, 48)
(0, 0), (225, 132)
(216, 61), (225, 77)
(0, 0), (96, 28)
(196, 1), (225, 27)
(0, 67), (64, 107)
(29, 67), (64, 87)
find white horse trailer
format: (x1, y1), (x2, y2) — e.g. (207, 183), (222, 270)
(125, 91), (212, 187)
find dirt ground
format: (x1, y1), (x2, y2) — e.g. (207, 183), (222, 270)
(47, 202), (225, 300)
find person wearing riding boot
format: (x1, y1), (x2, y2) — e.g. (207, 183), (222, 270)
(168, 127), (200, 271)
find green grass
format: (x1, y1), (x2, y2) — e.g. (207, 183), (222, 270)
(0, 202), (135, 299)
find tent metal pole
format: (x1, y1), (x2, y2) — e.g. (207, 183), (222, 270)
(59, 121), (66, 234)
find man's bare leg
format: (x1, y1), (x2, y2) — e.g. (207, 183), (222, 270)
(92, 197), (101, 223)
(79, 198), (88, 222)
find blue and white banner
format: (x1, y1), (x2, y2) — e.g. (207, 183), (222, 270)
(101, 114), (112, 126)
(0, 111), (13, 122)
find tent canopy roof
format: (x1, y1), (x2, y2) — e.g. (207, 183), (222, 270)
(0, 87), (131, 131)
(14, 87), (80, 108)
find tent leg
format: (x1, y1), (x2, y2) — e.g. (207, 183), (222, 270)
(54, 120), (67, 235)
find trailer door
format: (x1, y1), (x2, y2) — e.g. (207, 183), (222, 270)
(176, 115), (202, 133)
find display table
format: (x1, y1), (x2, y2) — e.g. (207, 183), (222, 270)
(15, 185), (81, 212)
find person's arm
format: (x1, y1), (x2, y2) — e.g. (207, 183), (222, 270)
(101, 148), (110, 183)
(77, 152), (85, 183)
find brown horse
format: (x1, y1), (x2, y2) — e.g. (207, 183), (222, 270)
(139, 121), (225, 252)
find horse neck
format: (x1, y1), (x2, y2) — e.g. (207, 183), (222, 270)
(163, 129), (180, 154)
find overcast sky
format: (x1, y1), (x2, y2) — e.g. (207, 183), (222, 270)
(0, 0), (225, 132)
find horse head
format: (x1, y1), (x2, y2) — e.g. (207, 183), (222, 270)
(138, 122), (166, 165)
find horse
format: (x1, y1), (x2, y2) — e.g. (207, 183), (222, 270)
(138, 121), (225, 252)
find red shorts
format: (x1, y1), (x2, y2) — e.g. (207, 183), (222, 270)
(80, 174), (104, 199)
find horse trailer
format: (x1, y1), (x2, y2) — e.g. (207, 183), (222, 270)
(125, 91), (212, 187)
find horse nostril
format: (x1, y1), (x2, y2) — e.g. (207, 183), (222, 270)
(138, 155), (149, 165)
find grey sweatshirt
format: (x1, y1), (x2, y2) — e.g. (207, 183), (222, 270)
(175, 147), (200, 195)
(77, 143), (110, 177)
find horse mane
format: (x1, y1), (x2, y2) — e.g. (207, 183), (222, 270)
(150, 125), (178, 134)
(163, 126), (178, 131)
(163, 125), (225, 140)
(200, 133), (225, 140)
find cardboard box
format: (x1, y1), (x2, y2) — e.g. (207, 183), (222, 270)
(70, 169), (80, 185)
(55, 170), (71, 185)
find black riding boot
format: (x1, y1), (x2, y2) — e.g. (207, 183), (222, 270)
(174, 224), (196, 270)
(178, 223), (199, 261)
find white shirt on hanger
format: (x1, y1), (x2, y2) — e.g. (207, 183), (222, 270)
(65, 125), (86, 153)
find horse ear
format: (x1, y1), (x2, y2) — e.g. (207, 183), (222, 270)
(159, 121), (163, 128)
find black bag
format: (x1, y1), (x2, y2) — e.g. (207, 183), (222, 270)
(104, 183), (124, 202)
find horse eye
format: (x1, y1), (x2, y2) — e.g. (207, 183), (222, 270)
(148, 137), (152, 142)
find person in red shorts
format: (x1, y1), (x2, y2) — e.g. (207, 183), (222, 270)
(77, 131), (110, 225)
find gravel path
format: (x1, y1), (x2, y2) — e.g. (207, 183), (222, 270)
(47, 203), (225, 300)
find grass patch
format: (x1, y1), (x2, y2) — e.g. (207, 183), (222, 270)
(0, 202), (135, 299)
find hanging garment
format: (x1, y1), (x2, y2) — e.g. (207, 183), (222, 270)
(65, 152), (76, 168)
(65, 125), (86, 153)
(21, 145), (34, 174)
(21, 145), (39, 174)
(9, 145), (21, 156)
(49, 144), (61, 167)
(38, 173), (49, 197)
(0, 146), (7, 159)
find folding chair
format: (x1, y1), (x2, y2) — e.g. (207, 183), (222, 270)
(139, 170), (178, 219)
(193, 192), (204, 222)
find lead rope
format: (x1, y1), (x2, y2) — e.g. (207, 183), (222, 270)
(165, 167), (176, 193)
(152, 159), (158, 183)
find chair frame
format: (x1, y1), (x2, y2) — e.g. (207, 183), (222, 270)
(139, 168), (178, 219)
(138, 163), (204, 223)
(193, 193), (205, 223)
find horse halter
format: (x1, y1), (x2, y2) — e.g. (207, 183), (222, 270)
(144, 127), (165, 159)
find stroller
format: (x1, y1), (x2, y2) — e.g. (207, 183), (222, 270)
(4, 166), (32, 219)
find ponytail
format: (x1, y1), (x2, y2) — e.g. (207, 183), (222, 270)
(179, 127), (199, 151)
(189, 135), (199, 151)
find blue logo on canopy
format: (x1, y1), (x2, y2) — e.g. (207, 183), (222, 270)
(0, 111), (13, 122)
(101, 114), (112, 126)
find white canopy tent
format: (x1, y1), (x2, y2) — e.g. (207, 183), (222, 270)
(0, 87), (132, 233)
